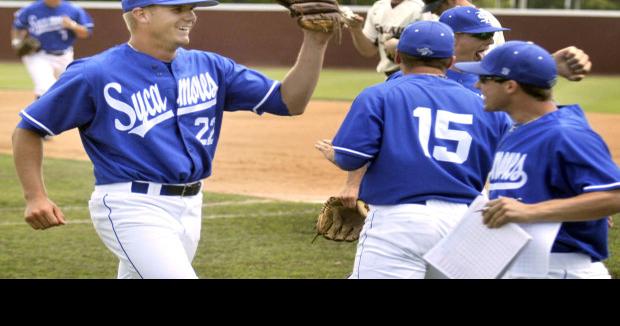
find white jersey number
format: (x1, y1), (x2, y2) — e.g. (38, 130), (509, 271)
(194, 117), (216, 146)
(412, 107), (473, 164)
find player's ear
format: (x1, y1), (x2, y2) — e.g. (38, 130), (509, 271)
(447, 55), (456, 70)
(394, 51), (402, 64)
(131, 7), (150, 24)
(504, 80), (519, 94)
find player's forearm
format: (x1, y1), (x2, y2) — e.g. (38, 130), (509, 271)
(349, 28), (378, 58)
(10, 29), (27, 46)
(71, 24), (91, 39)
(281, 30), (331, 115)
(346, 165), (367, 187)
(12, 128), (48, 201)
(529, 189), (620, 223)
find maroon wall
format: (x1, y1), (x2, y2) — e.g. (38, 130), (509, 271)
(1, 7), (619, 74)
(499, 15), (620, 75)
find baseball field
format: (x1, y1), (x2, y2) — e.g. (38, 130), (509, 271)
(1, 62), (619, 278)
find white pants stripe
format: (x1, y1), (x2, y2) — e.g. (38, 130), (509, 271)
(350, 200), (469, 279)
(89, 186), (203, 279)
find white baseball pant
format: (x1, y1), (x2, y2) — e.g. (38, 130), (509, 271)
(350, 200), (468, 279)
(89, 182), (203, 279)
(21, 49), (74, 97)
(503, 253), (611, 279)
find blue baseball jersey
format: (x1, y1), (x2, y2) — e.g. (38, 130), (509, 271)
(18, 44), (288, 185)
(388, 69), (482, 94)
(332, 74), (512, 205)
(13, 0), (94, 52)
(488, 105), (620, 261)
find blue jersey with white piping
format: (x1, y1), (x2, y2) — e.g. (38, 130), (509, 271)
(332, 74), (511, 205)
(488, 105), (620, 261)
(18, 44), (288, 185)
(13, 0), (94, 52)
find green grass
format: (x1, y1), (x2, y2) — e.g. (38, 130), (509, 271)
(2, 61), (618, 113)
(1, 154), (619, 278)
(0, 154), (356, 278)
(0, 62), (33, 90)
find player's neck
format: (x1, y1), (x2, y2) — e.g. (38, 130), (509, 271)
(391, 0), (404, 8)
(406, 66), (446, 77)
(128, 37), (177, 63)
(508, 98), (557, 124)
(455, 0), (474, 7)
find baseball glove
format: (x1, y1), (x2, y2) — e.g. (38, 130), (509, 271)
(313, 197), (369, 242)
(277, 0), (349, 33)
(14, 36), (41, 57)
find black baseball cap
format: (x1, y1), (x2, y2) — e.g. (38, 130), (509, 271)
(423, 0), (446, 13)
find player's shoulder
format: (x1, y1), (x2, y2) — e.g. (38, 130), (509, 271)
(69, 45), (127, 74)
(177, 47), (232, 63)
(61, 0), (84, 10)
(547, 104), (602, 142)
(403, 0), (425, 9)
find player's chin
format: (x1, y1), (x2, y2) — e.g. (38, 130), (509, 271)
(176, 36), (191, 46)
(483, 102), (500, 112)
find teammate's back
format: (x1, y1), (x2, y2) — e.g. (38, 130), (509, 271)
(336, 73), (508, 205)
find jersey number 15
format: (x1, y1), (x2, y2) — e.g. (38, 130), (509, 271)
(413, 107), (473, 164)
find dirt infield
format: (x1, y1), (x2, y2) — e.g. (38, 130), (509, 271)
(2, 89), (619, 202)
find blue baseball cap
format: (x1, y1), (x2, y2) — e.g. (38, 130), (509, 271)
(455, 41), (557, 88)
(397, 21), (454, 58)
(122, 0), (219, 12)
(439, 6), (510, 34)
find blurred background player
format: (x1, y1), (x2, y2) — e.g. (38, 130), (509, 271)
(11, 0), (93, 98)
(343, 0), (427, 77)
(456, 41), (620, 278)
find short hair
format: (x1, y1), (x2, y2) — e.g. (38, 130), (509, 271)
(399, 52), (452, 71)
(122, 12), (136, 32)
(517, 82), (553, 101)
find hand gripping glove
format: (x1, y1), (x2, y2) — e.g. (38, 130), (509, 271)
(314, 197), (369, 242)
(276, 0), (346, 33)
(14, 36), (41, 57)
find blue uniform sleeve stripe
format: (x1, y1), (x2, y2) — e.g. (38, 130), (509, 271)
(19, 110), (56, 136)
(252, 81), (279, 114)
(333, 146), (374, 158)
(583, 182), (620, 191)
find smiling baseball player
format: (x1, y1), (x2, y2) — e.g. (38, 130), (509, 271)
(456, 41), (620, 278)
(11, 0), (93, 98)
(12, 0), (334, 278)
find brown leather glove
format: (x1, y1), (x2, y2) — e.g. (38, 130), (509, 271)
(276, 0), (345, 33)
(14, 36), (41, 57)
(314, 197), (368, 242)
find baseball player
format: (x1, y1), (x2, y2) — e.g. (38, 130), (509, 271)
(331, 4), (593, 209)
(316, 21), (512, 278)
(344, 0), (428, 77)
(12, 0), (334, 279)
(11, 0), (93, 98)
(456, 41), (620, 278)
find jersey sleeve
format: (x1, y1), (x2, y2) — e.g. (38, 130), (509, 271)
(76, 7), (95, 31)
(331, 88), (383, 168)
(362, 4), (379, 44)
(552, 128), (620, 194)
(12, 8), (28, 29)
(221, 57), (288, 116)
(18, 60), (95, 136)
